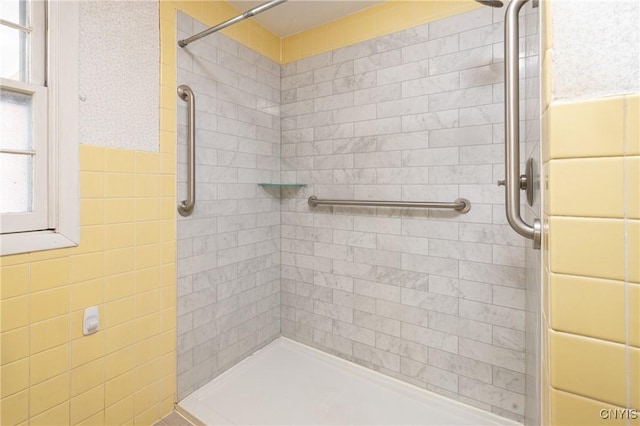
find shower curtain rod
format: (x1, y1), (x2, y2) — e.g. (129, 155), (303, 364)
(178, 0), (287, 47)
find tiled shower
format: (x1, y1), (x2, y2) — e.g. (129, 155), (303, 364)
(175, 13), (283, 398)
(176, 4), (540, 424)
(2, 0), (638, 424)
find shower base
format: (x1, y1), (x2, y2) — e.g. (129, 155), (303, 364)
(178, 338), (518, 425)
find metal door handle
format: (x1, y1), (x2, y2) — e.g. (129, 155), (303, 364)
(497, 174), (527, 189)
(504, 0), (541, 249)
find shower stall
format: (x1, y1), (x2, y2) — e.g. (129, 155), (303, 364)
(174, 0), (541, 423)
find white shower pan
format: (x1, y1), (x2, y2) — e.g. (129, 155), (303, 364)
(178, 338), (518, 426)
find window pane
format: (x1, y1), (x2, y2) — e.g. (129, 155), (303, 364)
(0, 24), (29, 82)
(0, 0), (28, 26)
(0, 153), (33, 213)
(0, 88), (32, 150)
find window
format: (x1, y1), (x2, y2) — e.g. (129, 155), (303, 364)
(0, 0), (79, 256)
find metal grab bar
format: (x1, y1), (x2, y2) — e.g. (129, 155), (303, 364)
(178, 85), (195, 217)
(178, 0), (287, 48)
(308, 196), (471, 213)
(504, 0), (541, 249)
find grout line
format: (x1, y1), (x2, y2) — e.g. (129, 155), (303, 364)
(622, 97), (630, 425)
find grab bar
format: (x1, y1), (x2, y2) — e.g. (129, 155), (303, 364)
(177, 85), (195, 217)
(308, 196), (471, 213)
(503, 0), (541, 249)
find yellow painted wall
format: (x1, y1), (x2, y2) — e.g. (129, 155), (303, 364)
(541, 2), (640, 424)
(161, 1), (281, 65)
(166, 0), (480, 65)
(281, 0), (480, 63)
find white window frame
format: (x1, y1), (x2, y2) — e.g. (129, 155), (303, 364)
(0, 79), (48, 232)
(1, 1), (79, 256)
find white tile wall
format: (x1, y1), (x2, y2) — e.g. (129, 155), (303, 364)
(176, 12), (281, 399)
(279, 5), (539, 424)
(175, 4), (540, 425)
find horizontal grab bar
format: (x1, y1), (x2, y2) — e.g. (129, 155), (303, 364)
(308, 196), (471, 213)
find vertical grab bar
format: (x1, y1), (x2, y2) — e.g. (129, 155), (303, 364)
(177, 85), (196, 216)
(504, 0), (541, 249)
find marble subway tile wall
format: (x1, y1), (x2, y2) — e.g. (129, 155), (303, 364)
(520, 3), (541, 426)
(175, 12), (281, 399)
(279, 6), (539, 423)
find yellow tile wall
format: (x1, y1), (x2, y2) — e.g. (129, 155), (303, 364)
(550, 331), (639, 408)
(542, 0), (640, 420)
(551, 389), (631, 426)
(0, 144), (177, 425)
(0, 1), (203, 423)
(543, 94), (640, 425)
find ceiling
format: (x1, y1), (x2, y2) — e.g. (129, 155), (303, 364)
(226, 1), (385, 37)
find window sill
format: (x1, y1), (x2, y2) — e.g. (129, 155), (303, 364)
(1, 229), (78, 256)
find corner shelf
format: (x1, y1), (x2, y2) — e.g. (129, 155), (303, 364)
(258, 183), (307, 188)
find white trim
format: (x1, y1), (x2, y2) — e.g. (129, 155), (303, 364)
(0, 19), (33, 32)
(47, 0), (79, 245)
(0, 0), (78, 256)
(0, 149), (37, 155)
(30, 0), (46, 85)
(0, 229), (77, 256)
